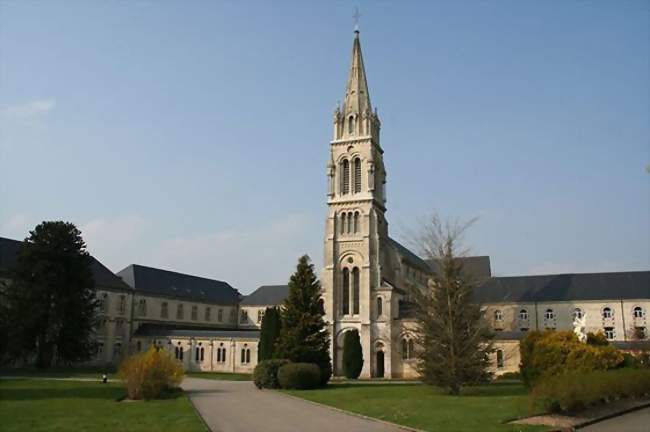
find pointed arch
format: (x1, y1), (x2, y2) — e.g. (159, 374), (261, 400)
(353, 211), (359, 233)
(340, 159), (350, 194)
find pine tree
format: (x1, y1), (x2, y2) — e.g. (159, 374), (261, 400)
(5, 221), (98, 368)
(258, 306), (282, 361)
(342, 329), (363, 379)
(410, 214), (493, 394)
(276, 255), (332, 386)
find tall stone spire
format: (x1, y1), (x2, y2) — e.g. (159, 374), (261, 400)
(342, 30), (371, 117)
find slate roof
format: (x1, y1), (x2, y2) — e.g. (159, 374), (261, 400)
(117, 264), (240, 305)
(240, 285), (289, 306)
(426, 256), (492, 281)
(0, 236), (132, 291)
(388, 237), (432, 273)
(133, 323), (259, 339)
(475, 271), (650, 303)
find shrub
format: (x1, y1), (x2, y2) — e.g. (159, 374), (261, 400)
(253, 358), (289, 389)
(586, 331), (609, 346)
(118, 346), (183, 400)
(531, 368), (650, 413)
(495, 371), (521, 381)
(277, 362), (321, 390)
(520, 330), (624, 388)
(342, 330), (363, 379)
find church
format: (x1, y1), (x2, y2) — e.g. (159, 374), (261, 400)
(0, 30), (648, 378)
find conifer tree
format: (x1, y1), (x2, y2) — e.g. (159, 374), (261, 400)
(276, 255), (332, 386)
(5, 221), (98, 368)
(410, 214), (493, 394)
(258, 306), (282, 361)
(342, 329), (363, 379)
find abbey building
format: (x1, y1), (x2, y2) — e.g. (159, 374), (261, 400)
(0, 31), (648, 377)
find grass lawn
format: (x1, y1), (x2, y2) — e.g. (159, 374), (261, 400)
(0, 366), (117, 380)
(186, 371), (252, 381)
(0, 379), (206, 432)
(284, 381), (548, 432)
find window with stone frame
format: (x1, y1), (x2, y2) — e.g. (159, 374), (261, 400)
(191, 305), (198, 321)
(230, 309), (236, 323)
(633, 306), (644, 318)
(342, 268), (350, 315)
(494, 310), (503, 322)
(573, 307), (583, 320)
(352, 267), (360, 315)
(257, 309), (265, 324)
(604, 327), (616, 340)
(544, 309), (554, 320)
(353, 157), (361, 193)
(496, 350), (504, 368)
(241, 344), (251, 364)
(240, 309), (248, 324)
(161, 302), (168, 319)
(341, 159), (350, 194)
(138, 299), (147, 317)
(218, 308), (223, 322)
(177, 303), (184, 320)
(100, 293), (109, 313)
(519, 309), (529, 320)
(205, 307), (211, 322)
(118, 295), (126, 315)
(602, 307), (613, 319)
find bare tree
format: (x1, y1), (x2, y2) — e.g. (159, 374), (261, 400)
(408, 213), (493, 394)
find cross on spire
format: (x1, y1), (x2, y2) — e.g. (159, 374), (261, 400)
(353, 7), (361, 32)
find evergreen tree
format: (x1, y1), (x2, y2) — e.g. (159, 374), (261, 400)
(410, 214), (493, 394)
(276, 255), (332, 386)
(5, 221), (98, 368)
(258, 306), (282, 361)
(342, 329), (363, 379)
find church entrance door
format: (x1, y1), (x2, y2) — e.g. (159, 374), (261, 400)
(376, 351), (384, 378)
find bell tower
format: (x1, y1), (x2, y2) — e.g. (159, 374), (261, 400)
(323, 30), (391, 378)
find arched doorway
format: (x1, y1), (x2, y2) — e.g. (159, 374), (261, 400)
(376, 351), (384, 378)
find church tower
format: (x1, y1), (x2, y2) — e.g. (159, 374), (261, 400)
(323, 30), (393, 378)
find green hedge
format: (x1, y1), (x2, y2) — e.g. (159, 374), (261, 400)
(253, 359), (289, 389)
(531, 368), (650, 413)
(277, 362), (321, 390)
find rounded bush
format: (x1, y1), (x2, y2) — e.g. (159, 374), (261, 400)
(277, 362), (321, 390)
(118, 346), (184, 400)
(253, 359), (289, 389)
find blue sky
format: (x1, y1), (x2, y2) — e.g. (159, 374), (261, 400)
(1, 1), (648, 293)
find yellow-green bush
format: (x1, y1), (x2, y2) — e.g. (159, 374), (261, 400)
(520, 330), (624, 388)
(531, 368), (650, 413)
(118, 346), (184, 400)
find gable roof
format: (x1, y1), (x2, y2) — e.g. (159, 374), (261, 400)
(475, 271), (650, 303)
(240, 285), (289, 306)
(426, 256), (492, 281)
(0, 236), (131, 291)
(117, 264), (240, 305)
(388, 237), (432, 273)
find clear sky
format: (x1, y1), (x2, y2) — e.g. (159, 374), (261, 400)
(1, 1), (648, 294)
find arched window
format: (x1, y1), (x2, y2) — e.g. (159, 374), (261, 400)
(217, 343), (226, 363)
(401, 338), (408, 360)
(496, 350), (504, 368)
(494, 310), (503, 321)
(353, 211), (359, 233)
(348, 116), (354, 134)
(401, 337), (415, 360)
(353, 158), (361, 193)
(161, 302), (168, 319)
(352, 267), (360, 315)
(347, 212), (353, 233)
(257, 309), (265, 323)
(175, 343), (183, 361)
(340, 213), (347, 234)
(241, 344), (251, 364)
(602, 307), (613, 319)
(341, 159), (350, 194)
(342, 268), (350, 315)
(544, 309), (554, 320)
(634, 307), (644, 318)
(519, 309), (529, 320)
(573, 308), (583, 320)
(376, 297), (382, 318)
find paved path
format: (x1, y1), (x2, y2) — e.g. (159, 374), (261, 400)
(580, 407), (650, 432)
(181, 377), (406, 432)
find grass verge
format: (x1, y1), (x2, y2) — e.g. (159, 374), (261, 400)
(283, 382), (548, 432)
(0, 378), (206, 432)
